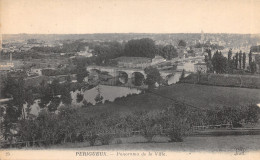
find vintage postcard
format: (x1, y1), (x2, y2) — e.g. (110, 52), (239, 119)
(0, 0), (260, 160)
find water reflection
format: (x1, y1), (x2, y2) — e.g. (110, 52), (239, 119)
(24, 85), (142, 115)
(71, 85), (141, 106)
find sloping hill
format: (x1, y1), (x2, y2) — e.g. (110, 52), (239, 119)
(78, 83), (260, 116)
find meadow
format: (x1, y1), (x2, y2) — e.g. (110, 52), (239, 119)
(78, 83), (260, 117)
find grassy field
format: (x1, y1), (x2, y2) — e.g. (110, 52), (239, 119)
(78, 83), (260, 116)
(182, 73), (260, 89)
(47, 135), (260, 152)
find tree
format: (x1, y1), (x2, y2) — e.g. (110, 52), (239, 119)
(205, 49), (213, 72)
(235, 53), (239, 69)
(206, 49), (212, 60)
(94, 86), (103, 104)
(60, 87), (72, 105)
(239, 51), (242, 69)
(124, 38), (156, 58)
(76, 93), (84, 103)
(157, 45), (178, 60)
(144, 67), (162, 88)
(211, 51), (227, 74)
(76, 68), (89, 83)
(227, 49), (233, 72)
(178, 40), (187, 48)
(180, 69), (185, 81)
(2, 74), (34, 119)
(132, 72), (145, 86)
(242, 52), (246, 70)
(249, 50), (252, 66)
(66, 74), (71, 83)
(250, 61), (257, 73)
(58, 106), (80, 143)
(228, 49), (232, 63)
(245, 104), (259, 123)
(38, 78), (69, 112)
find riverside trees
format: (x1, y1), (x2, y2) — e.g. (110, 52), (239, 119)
(144, 67), (162, 89)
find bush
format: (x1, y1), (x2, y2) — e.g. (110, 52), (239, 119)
(166, 127), (184, 142)
(115, 138), (122, 144)
(246, 104), (260, 123)
(76, 93), (84, 103)
(86, 134), (98, 146)
(98, 134), (114, 145)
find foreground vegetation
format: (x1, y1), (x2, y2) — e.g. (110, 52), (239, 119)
(50, 135), (260, 152)
(2, 89), (259, 148)
(2, 101), (259, 148)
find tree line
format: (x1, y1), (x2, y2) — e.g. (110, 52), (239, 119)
(204, 49), (257, 74)
(2, 100), (259, 148)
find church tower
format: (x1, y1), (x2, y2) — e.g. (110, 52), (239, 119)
(200, 30), (205, 44)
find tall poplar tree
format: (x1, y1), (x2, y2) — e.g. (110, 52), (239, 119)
(242, 52), (246, 69)
(235, 53), (239, 69)
(249, 50), (252, 65)
(239, 51), (242, 69)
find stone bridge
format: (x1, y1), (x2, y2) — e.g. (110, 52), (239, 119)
(86, 65), (177, 79)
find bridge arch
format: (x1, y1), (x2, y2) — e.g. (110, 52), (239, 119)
(131, 72), (145, 86)
(116, 71), (129, 84)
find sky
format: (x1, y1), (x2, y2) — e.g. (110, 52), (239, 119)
(1, 0), (260, 34)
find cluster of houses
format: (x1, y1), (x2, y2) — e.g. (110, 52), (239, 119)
(112, 54), (207, 73)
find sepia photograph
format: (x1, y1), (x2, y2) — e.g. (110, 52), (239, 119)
(0, 0), (260, 159)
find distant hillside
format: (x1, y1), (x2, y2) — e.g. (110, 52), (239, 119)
(3, 33), (260, 47)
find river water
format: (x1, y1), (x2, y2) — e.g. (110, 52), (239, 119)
(71, 85), (141, 106)
(24, 85), (142, 116)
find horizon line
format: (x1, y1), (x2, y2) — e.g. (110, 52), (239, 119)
(2, 32), (260, 35)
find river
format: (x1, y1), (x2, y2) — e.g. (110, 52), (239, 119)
(24, 85), (142, 116)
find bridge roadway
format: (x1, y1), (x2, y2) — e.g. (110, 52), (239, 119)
(86, 65), (186, 79)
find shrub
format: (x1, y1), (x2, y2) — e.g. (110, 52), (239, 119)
(246, 104), (260, 123)
(115, 138), (122, 144)
(86, 134), (98, 146)
(98, 134), (114, 145)
(76, 93), (84, 103)
(166, 127), (184, 142)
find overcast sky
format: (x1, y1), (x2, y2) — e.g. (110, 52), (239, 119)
(1, 0), (260, 34)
